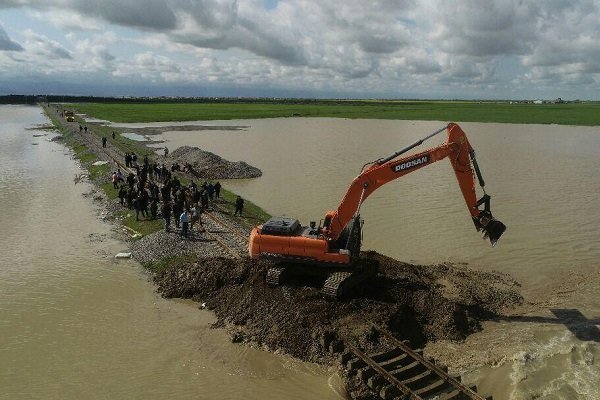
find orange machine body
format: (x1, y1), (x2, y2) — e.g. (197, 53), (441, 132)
(249, 221), (351, 264)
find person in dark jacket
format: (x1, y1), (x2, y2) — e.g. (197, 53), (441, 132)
(234, 196), (244, 216)
(150, 199), (158, 220)
(172, 201), (183, 229)
(118, 186), (127, 206)
(161, 202), (172, 232)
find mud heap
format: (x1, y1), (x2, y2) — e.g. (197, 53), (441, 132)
(169, 145), (262, 179)
(154, 251), (522, 364)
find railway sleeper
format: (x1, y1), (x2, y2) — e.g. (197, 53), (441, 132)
(338, 350), (354, 365)
(390, 360), (427, 380)
(379, 353), (411, 371)
(414, 378), (454, 398)
(346, 357), (367, 372)
(402, 370), (440, 391)
(357, 366), (377, 382)
(368, 348), (404, 363)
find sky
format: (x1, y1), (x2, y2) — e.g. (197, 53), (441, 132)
(0, 0), (599, 100)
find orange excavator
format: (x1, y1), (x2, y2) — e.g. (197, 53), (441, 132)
(249, 123), (506, 297)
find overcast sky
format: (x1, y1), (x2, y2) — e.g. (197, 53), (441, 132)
(0, 0), (598, 99)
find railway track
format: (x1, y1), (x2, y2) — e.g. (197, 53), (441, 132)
(331, 324), (490, 400)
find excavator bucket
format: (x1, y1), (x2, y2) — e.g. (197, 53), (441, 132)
(475, 211), (506, 247)
(482, 218), (506, 246)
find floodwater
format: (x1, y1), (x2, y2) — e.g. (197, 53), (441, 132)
(0, 106), (344, 400)
(125, 117), (600, 399)
(121, 131), (149, 141)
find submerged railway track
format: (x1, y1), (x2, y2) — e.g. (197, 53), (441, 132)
(320, 324), (491, 400)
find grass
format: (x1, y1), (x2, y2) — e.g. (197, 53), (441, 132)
(70, 101), (600, 125)
(89, 163), (110, 180)
(117, 209), (164, 236)
(218, 187), (271, 226)
(143, 253), (197, 274)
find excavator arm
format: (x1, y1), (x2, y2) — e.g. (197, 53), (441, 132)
(324, 123), (506, 246)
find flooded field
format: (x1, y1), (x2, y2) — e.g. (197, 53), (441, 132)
(120, 117), (600, 399)
(0, 106), (342, 400)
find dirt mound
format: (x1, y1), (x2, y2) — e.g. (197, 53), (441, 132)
(154, 251), (522, 364)
(169, 145), (262, 179)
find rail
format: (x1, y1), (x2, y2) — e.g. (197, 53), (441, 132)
(338, 323), (490, 400)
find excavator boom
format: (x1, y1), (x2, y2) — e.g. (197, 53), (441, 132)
(249, 123), (506, 269)
(325, 123), (505, 246)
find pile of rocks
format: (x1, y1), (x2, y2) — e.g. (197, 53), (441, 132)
(130, 230), (221, 265)
(169, 146), (262, 179)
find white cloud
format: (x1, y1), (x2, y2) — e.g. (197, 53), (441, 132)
(0, 23), (22, 50)
(23, 29), (72, 59)
(0, 0), (599, 98)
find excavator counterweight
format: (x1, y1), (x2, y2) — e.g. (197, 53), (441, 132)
(249, 123), (506, 298)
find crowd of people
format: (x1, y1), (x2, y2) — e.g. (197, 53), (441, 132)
(112, 152), (242, 239)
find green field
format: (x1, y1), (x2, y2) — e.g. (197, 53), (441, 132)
(71, 100), (600, 125)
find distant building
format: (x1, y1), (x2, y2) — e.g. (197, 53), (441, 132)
(533, 99), (543, 104)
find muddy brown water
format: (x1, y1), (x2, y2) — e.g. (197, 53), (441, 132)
(0, 106), (344, 400)
(119, 117), (600, 399)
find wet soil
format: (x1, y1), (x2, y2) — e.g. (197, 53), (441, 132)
(155, 251), (522, 364)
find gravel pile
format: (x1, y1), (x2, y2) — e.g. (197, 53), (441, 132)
(169, 146), (262, 179)
(130, 230), (223, 265)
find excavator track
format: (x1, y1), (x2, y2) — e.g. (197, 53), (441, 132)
(321, 263), (378, 299)
(321, 271), (353, 298)
(266, 267), (287, 286)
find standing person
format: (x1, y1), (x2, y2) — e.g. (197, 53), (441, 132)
(172, 201), (183, 229)
(116, 168), (124, 183)
(102, 137), (107, 148)
(84, 126), (88, 133)
(111, 171), (118, 189)
(189, 204), (198, 231)
(200, 190), (209, 210)
(180, 209), (189, 238)
(164, 147), (169, 157)
(140, 189), (149, 218)
(126, 188), (134, 209)
(133, 195), (141, 221)
(234, 196), (244, 216)
(150, 199), (158, 220)
(161, 202), (172, 232)
(112, 131), (116, 140)
(118, 185), (127, 206)
(207, 183), (214, 200)
(125, 152), (130, 168)
(214, 181), (221, 198)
